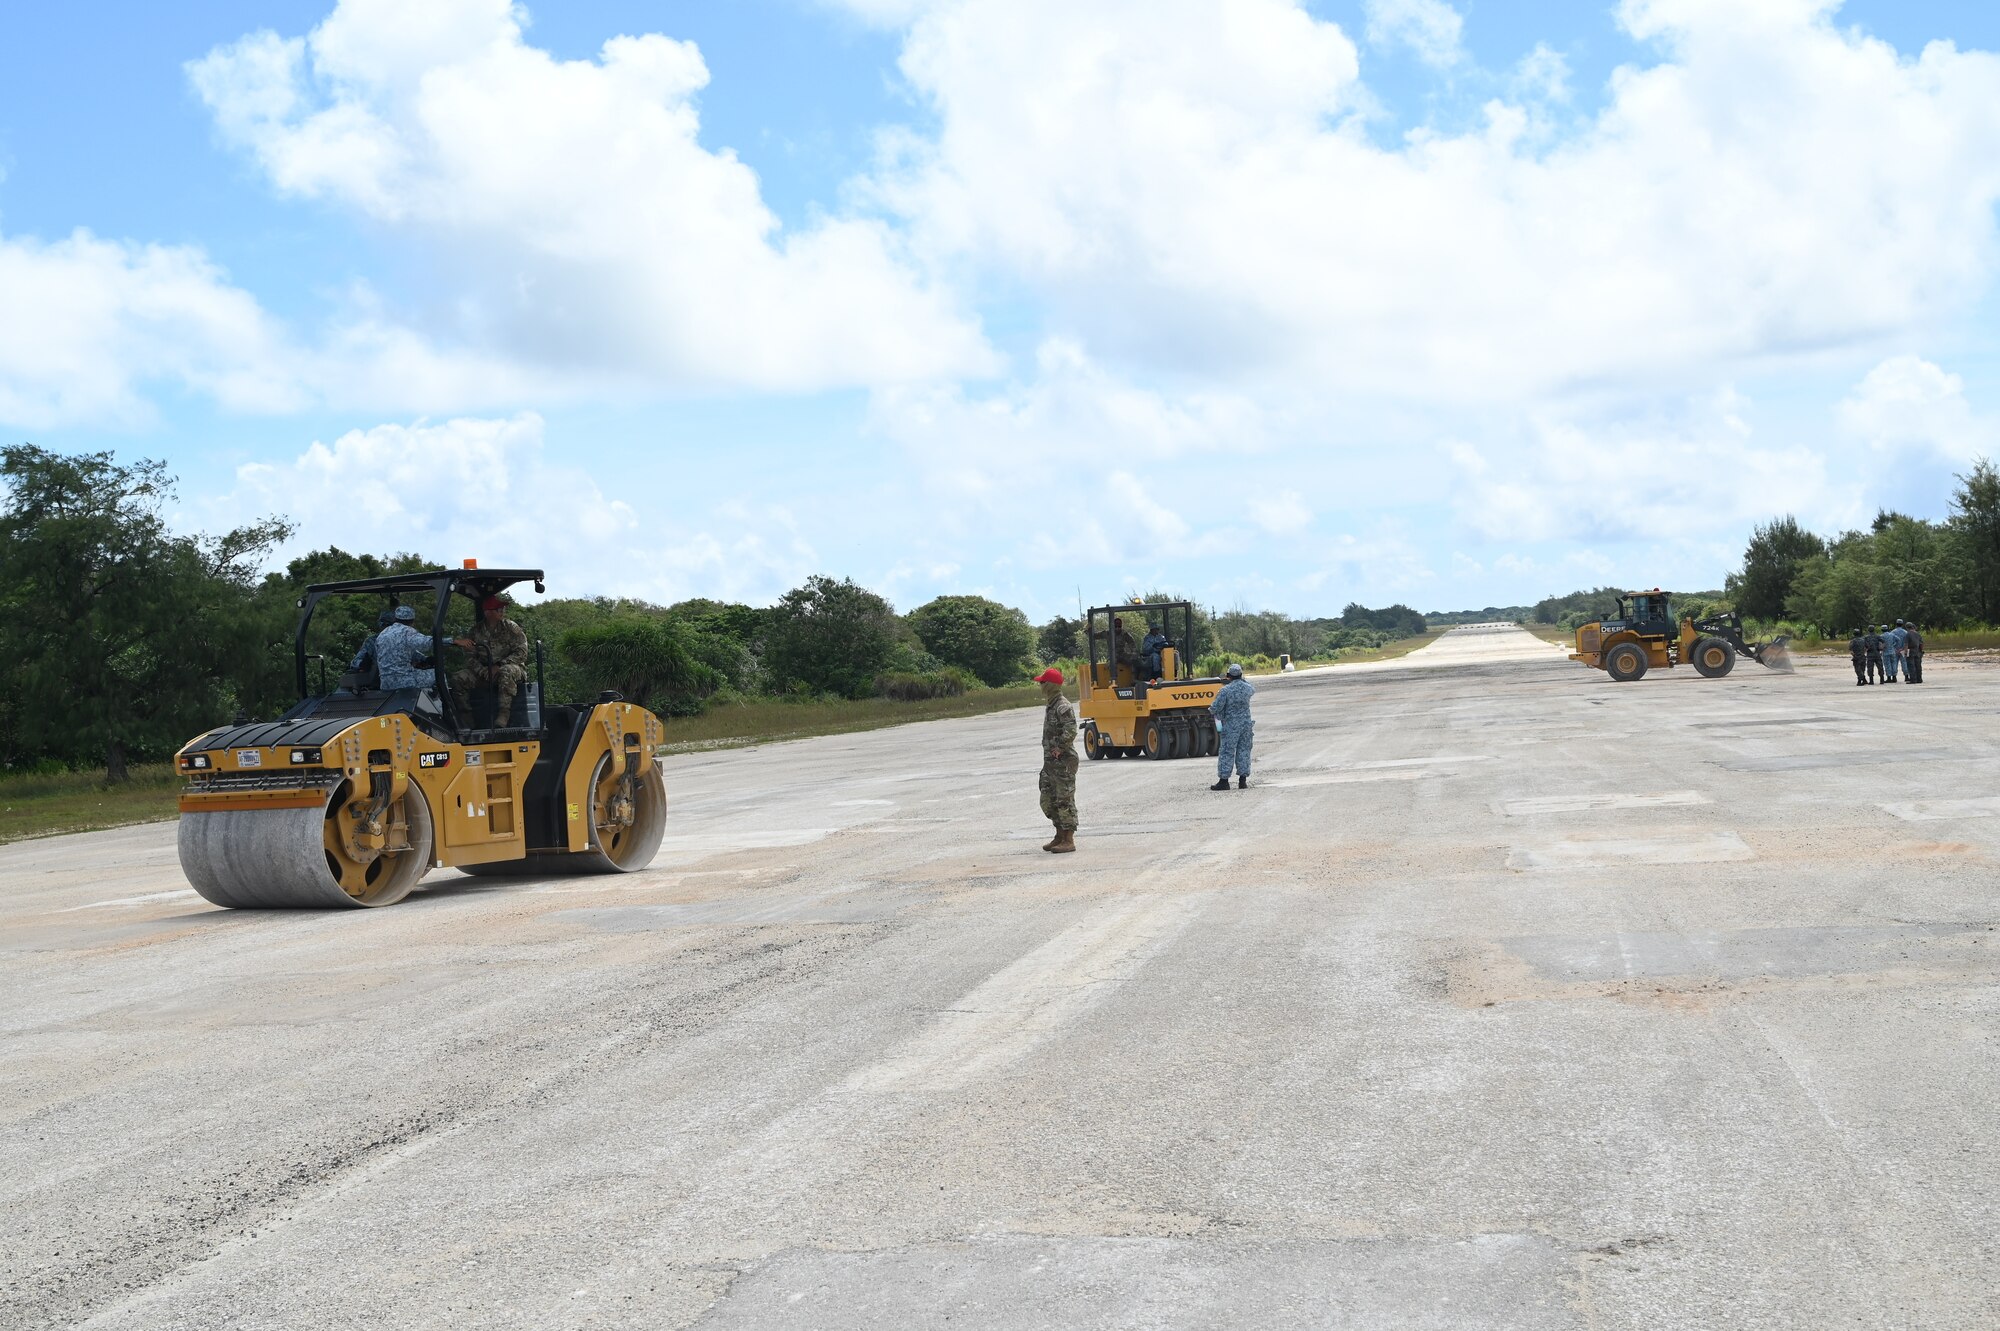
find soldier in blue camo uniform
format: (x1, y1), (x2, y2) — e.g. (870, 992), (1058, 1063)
(374, 605), (438, 692)
(1209, 663), (1256, 790)
(349, 608), (397, 682)
(1035, 667), (1078, 852)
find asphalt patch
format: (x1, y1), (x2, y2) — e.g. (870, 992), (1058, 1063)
(1503, 922), (1999, 984)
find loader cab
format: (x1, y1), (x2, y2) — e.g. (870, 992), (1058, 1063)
(1607, 590), (1674, 637)
(284, 566), (550, 744)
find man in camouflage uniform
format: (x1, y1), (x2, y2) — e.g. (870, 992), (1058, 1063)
(451, 595), (531, 726)
(1209, 662), (1256, 790)
(1035, 666), (1078, 853)
(375, 604), (438, 692)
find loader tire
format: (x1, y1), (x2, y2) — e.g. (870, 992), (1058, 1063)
(1605, 642), (1649, 682)
(1692, 637), (1735, 678)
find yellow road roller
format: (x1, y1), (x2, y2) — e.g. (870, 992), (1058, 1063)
(1078, 599), (1227, 760)
(175, 565), (668, 908)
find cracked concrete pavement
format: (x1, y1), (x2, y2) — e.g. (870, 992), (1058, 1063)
(3, 625), (1996, 1329)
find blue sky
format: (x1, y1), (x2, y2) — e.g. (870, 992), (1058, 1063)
(3, 0), (1999, 619)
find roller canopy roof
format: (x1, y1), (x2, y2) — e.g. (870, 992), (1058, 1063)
(297, 568), (545, 602)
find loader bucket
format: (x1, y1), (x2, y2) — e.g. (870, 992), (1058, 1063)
(1752, 637), (1795, 673)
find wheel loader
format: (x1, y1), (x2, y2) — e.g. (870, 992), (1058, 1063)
(1570, 589), (1793, 683)
(1078, 600), (1227, 760)
(174, 564), (668, 909)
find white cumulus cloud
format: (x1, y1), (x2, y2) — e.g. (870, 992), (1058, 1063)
(1447, 394), (1836, 545)
(0, 230), (301, 428)
(1364, 0), (1466, 68)
(1248, 490), (1313, 534)
(188, 0), (996, 394)
(218, 413), (820, 604)
(1838, 355), (1997, 463)
(863, 0), (2000, 403)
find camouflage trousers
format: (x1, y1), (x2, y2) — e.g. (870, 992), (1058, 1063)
(452, 662), (528, 721)
(1039, 757), (1079, 832)
(1217, 723), (1253, 778)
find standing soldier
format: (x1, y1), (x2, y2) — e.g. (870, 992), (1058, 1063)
(1209, 663), (1256, 790)
(451, 595), (531, 726)
(1882, 622), (1906, 683)
(1034, 666), (1078, 853)
(1863, 625), (1885, 684)
(1904, 621), (1925, 683)
(1847, 627), (1867, 686)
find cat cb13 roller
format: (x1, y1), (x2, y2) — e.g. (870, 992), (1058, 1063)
(174, 564), (667, 909)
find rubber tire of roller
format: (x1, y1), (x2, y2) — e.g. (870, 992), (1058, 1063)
(1083, 725), (1105, 760)
(1142, 723), (1166, 760)
(178, 782), (435, 910)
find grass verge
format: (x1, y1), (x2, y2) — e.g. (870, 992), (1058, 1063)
(1307, 629), (1446, 665)
(0, 764), (183, 846)
(1781, 629), (2000, 654)
(659, 685), (1049, 754)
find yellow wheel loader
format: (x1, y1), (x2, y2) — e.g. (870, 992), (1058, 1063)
(1570, 589), (1793, 683)
(1078, 600), (1227, 760)
(175, 565), (668, 909)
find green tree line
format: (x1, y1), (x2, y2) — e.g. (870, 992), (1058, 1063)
(1727, 461), (2000, 634)
(1530, 587), (1728, 632)
(1524, 460), (2000, 639)
(2, 446), (1429, 780)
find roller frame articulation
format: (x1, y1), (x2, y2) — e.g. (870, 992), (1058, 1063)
(458, 754), (666, 878)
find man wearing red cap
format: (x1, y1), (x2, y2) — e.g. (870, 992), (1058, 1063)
(1034, 667), (1079, 852)
(451, 594), (531, 727)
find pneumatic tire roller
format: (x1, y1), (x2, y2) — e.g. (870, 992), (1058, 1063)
(174, 565), (670, 909)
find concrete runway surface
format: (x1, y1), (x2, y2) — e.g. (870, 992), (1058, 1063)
(4, 625), (1996, 1330)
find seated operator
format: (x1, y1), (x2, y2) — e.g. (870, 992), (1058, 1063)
(372, 605), (439, 693)
(1141, 625), (1172, 680)
(451, 595), (531, 727)
(348, 608), (397, 685)
(1115, 613), (1150, 680)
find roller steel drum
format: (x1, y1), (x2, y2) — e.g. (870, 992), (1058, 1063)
(178, 784), (435, 909)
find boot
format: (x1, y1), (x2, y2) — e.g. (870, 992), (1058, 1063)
(1210, 778), (1231, 791)
(1237, 775), (1249, 789)
(1046, 829), (1076, 853)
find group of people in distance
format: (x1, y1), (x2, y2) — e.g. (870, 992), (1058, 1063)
(1847, 621), (1926, 685)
